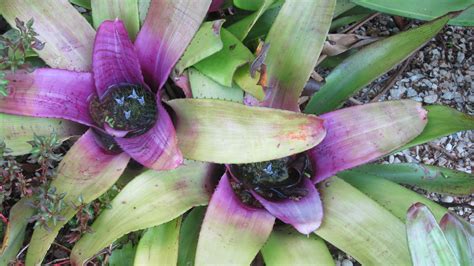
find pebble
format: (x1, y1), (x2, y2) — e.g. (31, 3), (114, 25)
(423, 94), (438, 103)
(442, 91), (454, 100)
(441, 196), (454, 203)
(342, 259), (354, 266)
(390, 86), (406, 99)
(456, 52), (465, 64)
(407, 87), (418, 97)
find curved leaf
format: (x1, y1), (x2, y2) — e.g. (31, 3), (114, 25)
(407, 203), (459, 266)
(352, 0), (474, 26)
(188, 68), (244, 103)
(25, 130), (130, 265)
(0, 0), (95, 71)
(261, 226), (335, 266)
(315, 177), (411, 265)
(168, 98), (326, 164)
(398, 105), (474, 151)
(0, 198), (35, 265)
(134, 218), (181, 265)
(175, 20), (225, 75)
(70, 161), (213, 265)
(262, 0), (336, 111)
(195, 174), (274, 265)
(109, 243), (136, 266)
(305, 14), (451, 115)
(178, 207), (206, 266)
(0, 114), (85, 156)
(338, 173), (449, 222)
(228, 0), (276, 41)
(440, 213), (474, 266)
(91, 0), (140, 39)
(344, 163), (474, 196)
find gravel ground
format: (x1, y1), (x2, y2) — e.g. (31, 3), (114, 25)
(329, 15), (473, 266)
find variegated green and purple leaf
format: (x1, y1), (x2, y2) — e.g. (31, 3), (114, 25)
(439, 213), (474, 265)
(309, 100), (427, 182)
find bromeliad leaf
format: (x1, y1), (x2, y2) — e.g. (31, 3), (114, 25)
(352, 0), (474, 26)
(406, 203), (459, 266)
(339, 173), (449, 222)
(398, 105), (474, 151)
(315, 177), (411, 265)
(71, 161), (213, 265)
(109, 243), (136, 266)
(440, 213), (474, 265)
(134, 218), (181, 265)
(261, 226), (335, 266)
(168, 98), (326, 164)
(194, 28), (254, 87)
(343, 163), (474, 196)
(0, 113), (85, 156)
(227, 0), (276, 41)
(305, 14), (451, 115)
(188, 68), (244, 103)
(178, 207), (206, 266)
(91, 0), (140, 39)
(0, 0), (95, 71)
(25, 130), (130, 265)
(175, 20), (225, 75)
(261, 0), (336, 111)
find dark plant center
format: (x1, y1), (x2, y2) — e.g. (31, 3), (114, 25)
(229, 153), (312, 204)
(89, 83), (157, 138)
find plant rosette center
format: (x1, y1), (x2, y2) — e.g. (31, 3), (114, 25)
(228, 153), (312, 208)
(89, 83), (158, 138)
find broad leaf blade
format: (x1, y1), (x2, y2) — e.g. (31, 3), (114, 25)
(188, 68), (244, 102)
(406, 203), (459, 266)
(0, 0), (95, 71)
(345, 163), (474, 196)
(315, 177), (411, 265)
(0, 114), (85, 156)
(305, 15), (450, 115)
(228, 0), (275, 40)
(352, 0), (474, 26)
(262, 0), (336, 111)
(109, 243), (136, 266)
(91, 0), (140, 40)
(178, 207), (206, 266)
(175, 20), (225, 75)
(70, 161), (213, 265)
(134, 218), (181, 265)
(25, 130), (130, 265)
(440, 213), (474, 266)
(398, 105), (474, 151)
(338, 173), (449, 222)
(0, 198), (35, 265)
(168, 98), (326, 164)
(262, 226), (335, 266)
(194, 28), (254, 87)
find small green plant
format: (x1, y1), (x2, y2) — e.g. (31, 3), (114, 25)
(28, 133), (63, 184)
(28, 185), (66, 231)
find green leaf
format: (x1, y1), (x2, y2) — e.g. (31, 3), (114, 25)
(69, 0), (91, 9)
(0, 114), (85, 156)
(262, 0), (336, 110)
(91, 0), (140, 40)
(315, 177), (411, 265)
(352, 0), (474, 26)
(138, 0), (151, 25)
(25, 130), (130, 265)
(344, 163), (474, 196)
(70, 161), (213, 265)
(175, 20), (225, 75)
(233, 65), (265, 100)
(135, 218), (181, 265)
(0, 198), (35, 265)
(398, 105), (474, 151)
(262, 226), (335, 266)
(194, 28), (254, 87)
(244, 5), (281, 42)
(406, 203), (459, 266)
(440, 213), (474, 266)
(0, 0), (95, 71)
(233, 0), (264, 11)
(178, 207), (206, 266)
(109, 243), (136, 266)
(333, 0), (356, 17)
(228, 0), (276, 40)
(168, 98), (326, 164)
(338, 173), (449, 222)
(305, 14), (451, 115)
(188, 68), (243, 102)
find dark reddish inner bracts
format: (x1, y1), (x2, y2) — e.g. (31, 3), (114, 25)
(228, 153), (312, 208)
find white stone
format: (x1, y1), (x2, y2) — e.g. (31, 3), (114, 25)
(407, 87), (418, 97)
(456, 52), (465, 64)
(441, 196), (454, 203)
(342, 259), (353, 266)
(423, 94), (438, 104)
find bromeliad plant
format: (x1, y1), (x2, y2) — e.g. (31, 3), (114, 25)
(0, 0), (473, 265)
